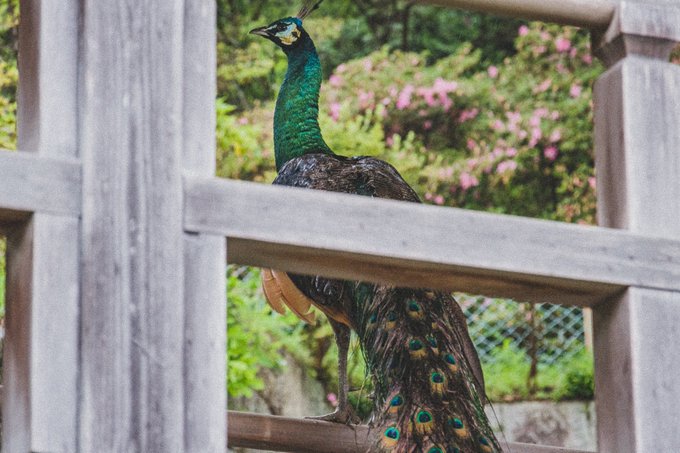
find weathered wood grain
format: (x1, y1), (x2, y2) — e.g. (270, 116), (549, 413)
(79, 1), (186, 450)
(182, 1), (227, 452)
(0, 150), (81, 221)
(593, 12), (680, 453)
(417, 0), (614, 29)
(3, 1), (80, 451)
(227, 411), (595, 453)
(184, 177), (680, 306)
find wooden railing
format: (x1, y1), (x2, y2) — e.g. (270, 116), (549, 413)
(1, 0), (679, 452)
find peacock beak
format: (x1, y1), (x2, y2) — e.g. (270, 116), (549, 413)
(249, 26), (271, 38)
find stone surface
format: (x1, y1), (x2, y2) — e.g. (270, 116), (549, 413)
(487, 401), (597, 451)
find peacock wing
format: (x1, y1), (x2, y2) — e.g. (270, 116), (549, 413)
(261, 268), (316, 324)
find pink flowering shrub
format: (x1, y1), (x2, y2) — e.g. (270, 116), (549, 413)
(318, 23), (602, 224)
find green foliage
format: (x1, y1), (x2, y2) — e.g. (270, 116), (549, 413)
(0, 0), (17, 150)
(226, 266), (310, 398)
(0, 237), (5, 317)
(483, 342), (594, 401)
(554, 349), (595, 400)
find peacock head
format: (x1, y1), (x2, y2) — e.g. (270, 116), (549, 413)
(249, 1), (323, 51)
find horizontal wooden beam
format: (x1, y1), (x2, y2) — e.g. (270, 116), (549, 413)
(227, 411), (595, 453)
(0, 150), (81, 225)
(184, 177), (680, 306)
(417, 0), (615, 29)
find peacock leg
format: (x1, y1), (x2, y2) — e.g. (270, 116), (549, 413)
(306, 319), (359, 424)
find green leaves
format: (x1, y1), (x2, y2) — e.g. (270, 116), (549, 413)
(227, 266), (308, 397)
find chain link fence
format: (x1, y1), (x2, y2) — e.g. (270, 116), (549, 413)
(458, 295), (586, 365)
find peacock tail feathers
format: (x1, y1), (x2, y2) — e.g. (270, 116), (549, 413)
(355, 286), (501, 453)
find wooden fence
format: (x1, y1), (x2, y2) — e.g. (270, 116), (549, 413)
(0, 0), (678, 452)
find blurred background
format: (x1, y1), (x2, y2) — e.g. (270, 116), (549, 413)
(2, 0), (679, 449)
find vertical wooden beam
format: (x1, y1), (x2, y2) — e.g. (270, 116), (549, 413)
(182, 1), (227, 452)
(78, 1), (186, 450)
(3, 1), (80, 451)
(593, 2), (680, 452)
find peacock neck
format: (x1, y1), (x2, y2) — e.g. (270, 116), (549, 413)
(274, 37), (333, 170)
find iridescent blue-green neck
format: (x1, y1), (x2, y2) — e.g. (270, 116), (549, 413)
(274, 36), (333, 170)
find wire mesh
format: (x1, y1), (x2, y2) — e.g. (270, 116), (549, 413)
(458, 295), (585, 365)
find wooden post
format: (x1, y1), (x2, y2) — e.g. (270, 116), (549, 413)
(593, 2), (680, 452)
(3, 1), (80, 451)
(182, 1), (227, 452)
(78, 1), (225, 451)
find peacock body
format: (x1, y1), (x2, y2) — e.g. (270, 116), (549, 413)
(251, 3), (502, 452)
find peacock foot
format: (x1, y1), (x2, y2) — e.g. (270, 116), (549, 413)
(305, 406), (361, 425)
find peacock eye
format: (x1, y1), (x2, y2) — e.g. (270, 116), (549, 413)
(277, 23), (289, 32)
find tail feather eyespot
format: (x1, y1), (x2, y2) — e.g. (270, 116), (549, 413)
(408, 339), (427, 359)
(414, 410), (434, 435)
(479, 435), (494, 452)
(444, 353), (459, 373)
(447, 417), (470, 439)
(385, 311), (397, 330)
(388, 394), (403, 415)
(407, 300), (424, 320)
(430, 371), (446, 396)
(381, 426), (400, 449)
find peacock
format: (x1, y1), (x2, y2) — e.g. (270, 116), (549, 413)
(251, 2), (502, 452)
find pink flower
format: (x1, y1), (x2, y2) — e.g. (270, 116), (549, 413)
(518, 25), (529, 36)
(570, 84), (582, 98)
(544, 146), (558, 161)
(496, 160), (518, 173)
(433, 78), (458, 94)
(329, 102), (341, 121)
(588, 176), (596, 190)
(529, 115), (541, 128)
(423, 120), (433, 130)
(569, 48), (578, 58)
(363, 59), (373, 71)
(396, 85), (414, 110)
(417, 87), (437, 107)
(492, 147), (504, 158)
(506, 147), (518, 157)
(440, 96), (453, 112)
(382, 97), (391, 106)
(529, 127), (542, 147)
(491, 119), (505, 131)
(329, 74), (343, 87)
(535, 79), (552, 93)
(487, 65), (499, 78)
(582, 54), (593, 65)
(533, 108), (549, 118)
(555, 37), (571, 53)
(327, 393), (338, 408)
(549, 129), (562, 142)
(434, 195), (445, 205)
(237, 117), (249, 125)
(550, 110), (560, 120)
(458, 108), (479, 123)
(425, 192), (433, 201)
(336, 63), (347, 73)
(459, 172), (479, 190)
(386, 135), (395, 147)
(358, 90), (375, 108)
(466, 139), (476, 150)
